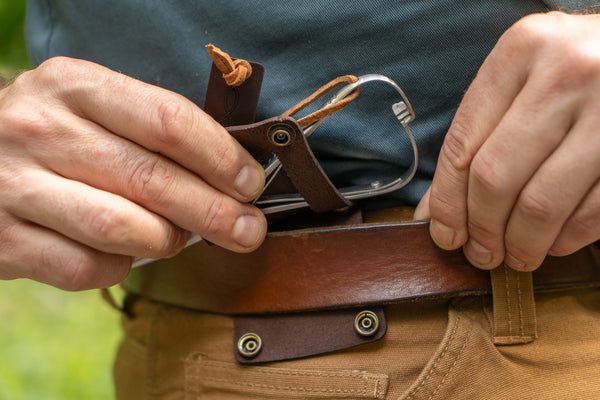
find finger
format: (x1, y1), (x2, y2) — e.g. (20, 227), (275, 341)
(16, 110), (267, 253)
(504, 114), (600, 270)
(41, 57), (264, 202)
(428, 34), (529, 251)
(413, 186), (431, 221)
(3, 167), (188, 259)
(463, 74), (578, 269)
(0, 211), (131, 290)
(550, 178), (600, 256)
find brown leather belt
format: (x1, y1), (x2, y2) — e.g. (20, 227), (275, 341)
(123, 220), (600, 314)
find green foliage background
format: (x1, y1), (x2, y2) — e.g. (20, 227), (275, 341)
(0, 1), (122, 399)
(0, 0), (31, 75)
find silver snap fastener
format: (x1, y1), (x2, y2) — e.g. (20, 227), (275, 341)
(237, 333), (262, 358)
(354, 310), (379, 337)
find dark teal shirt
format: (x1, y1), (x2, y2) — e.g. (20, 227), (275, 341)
(24, 0), (595, 207)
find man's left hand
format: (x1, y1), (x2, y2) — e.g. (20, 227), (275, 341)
(415, 12), (600, 271)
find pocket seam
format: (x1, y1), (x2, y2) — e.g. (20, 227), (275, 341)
(402, 300), (475, 400)
(186, 354), (389, 398)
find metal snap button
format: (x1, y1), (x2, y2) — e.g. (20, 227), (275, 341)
(354, 310), (379, 337)
(268, 124), (294, 146)
(237, 333), (262, 358)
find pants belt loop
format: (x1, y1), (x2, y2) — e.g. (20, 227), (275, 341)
(100, 288), (136, 319)
(490, 264), (537, 345)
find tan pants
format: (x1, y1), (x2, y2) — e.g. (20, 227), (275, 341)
(114, 287), (600, 400)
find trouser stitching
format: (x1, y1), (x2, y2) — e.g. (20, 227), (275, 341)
(402, 314), (460, 399)
(504, 267), (513, 336)
(427, 313), (473, 400)
(516, 272), (524, 337)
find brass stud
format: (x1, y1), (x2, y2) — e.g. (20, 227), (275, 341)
(237, 333), (262, 358)
(268, 124), (294, 146)
(354, 310), (379, 337)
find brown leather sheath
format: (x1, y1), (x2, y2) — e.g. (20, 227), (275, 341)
(123, 221), (600, 315)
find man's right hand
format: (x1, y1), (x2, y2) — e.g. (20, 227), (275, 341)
(0, 57), (267, 290)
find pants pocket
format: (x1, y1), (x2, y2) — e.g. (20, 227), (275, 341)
(185, 354), (389, 400)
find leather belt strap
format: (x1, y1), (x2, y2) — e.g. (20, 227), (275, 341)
(123, 221), (600, 314)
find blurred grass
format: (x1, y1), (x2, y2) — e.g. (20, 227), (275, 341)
(0, 281), (122, 400)
(0, 0), (32, 77)
(0, 1), (122, 400)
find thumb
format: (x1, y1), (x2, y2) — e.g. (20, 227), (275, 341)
(413, 187), (431, 221)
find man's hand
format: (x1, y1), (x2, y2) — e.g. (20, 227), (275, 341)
(0, 57), (267, 290)
(415, 12), (600, 272)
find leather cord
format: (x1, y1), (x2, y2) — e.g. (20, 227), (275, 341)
(205, 44), (253, 87)
(282, 74), (361, 128)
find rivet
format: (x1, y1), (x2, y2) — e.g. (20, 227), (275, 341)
(237, 333), (262, 358)
(268, 124), (294, 146)
(354, 310), (379, 337)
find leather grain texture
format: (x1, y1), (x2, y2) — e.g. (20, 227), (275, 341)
(124, 222), (600, 314)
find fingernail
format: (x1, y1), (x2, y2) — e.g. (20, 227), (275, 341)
(430, 219), (456, 249)
(234, 165), (263, 199)
(232, 215), (263, 248)
(464, 239), (493, 267)
(504, 252), (527, 271)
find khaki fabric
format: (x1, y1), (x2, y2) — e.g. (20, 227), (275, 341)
(490, 265), (537, 345)
(114, 288), (600, 400)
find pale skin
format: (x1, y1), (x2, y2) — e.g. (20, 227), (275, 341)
(0, 57), (267, 290)
(415, 12), (600, 272)
(0, 12), (598, 290)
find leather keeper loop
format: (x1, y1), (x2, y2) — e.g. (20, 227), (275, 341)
(227, 116), (351, 213)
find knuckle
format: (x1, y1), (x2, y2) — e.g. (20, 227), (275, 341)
(0, 102), (51, 143)
(36, 56), (87, 86)
(154, 100), (192, 150)
(564, 46), (600, 83)
(504, 12), (557, 47)
(505, 240), (539, 265)
(517, 189), (557, 222)
(467, 217), (498, 245)
(552, 212), (599, 256)
(201, 194), (230, 237)
(127, 157), (175, 207)
(441, 120), (475, 173)
(428, 188), (462, 224)
(54, 253), (131, 291)
(543, 46), (600, 94)
(469, 153), (506, 195)
(60, 264), (96, 291)
(155, 229), (183, 257)
(86, 203), (129, 245)
(209, 140), (237, 177)
(498, 12), (567, 60)
(38, 246), (92, 291)
(571, 213), (599, 242)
